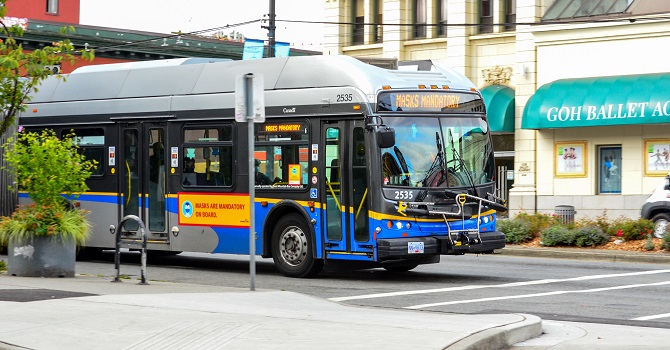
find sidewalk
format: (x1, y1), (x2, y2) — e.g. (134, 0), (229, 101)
(0, 273), (541, 350)
(2, 244), (670, 350)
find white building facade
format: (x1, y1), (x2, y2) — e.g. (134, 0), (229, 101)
(324, 0), (670, 219)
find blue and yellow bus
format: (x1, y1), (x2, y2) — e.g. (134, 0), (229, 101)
(19, 55), (506, 277)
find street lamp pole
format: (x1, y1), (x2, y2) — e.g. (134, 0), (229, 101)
(267, 0), (276, 58)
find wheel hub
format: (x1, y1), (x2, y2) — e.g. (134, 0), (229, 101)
(279, 226), (307, 266)
(654, 219), (669, 239)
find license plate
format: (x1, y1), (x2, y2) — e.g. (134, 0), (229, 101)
(408, 242), (424, 254)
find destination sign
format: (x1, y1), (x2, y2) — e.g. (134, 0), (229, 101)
(255, 122), (309, 142)
(377, 91), (484, 113)
(264, 123), (304, 132)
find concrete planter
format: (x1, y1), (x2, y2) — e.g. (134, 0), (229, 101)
(7, 235), (76, 277)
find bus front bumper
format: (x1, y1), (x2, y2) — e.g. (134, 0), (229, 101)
(377, 230), (505, 259)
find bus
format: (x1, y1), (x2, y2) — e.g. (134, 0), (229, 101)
(18, 55), (507, 277)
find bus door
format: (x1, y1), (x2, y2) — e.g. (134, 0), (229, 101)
(322, 119), (372, 255)
(118, 122), (169, 241)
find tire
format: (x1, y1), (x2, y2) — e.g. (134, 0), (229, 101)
(272, 214), (323, 278)
(651, 213), (670, 238)
(383, 263), (419, 273)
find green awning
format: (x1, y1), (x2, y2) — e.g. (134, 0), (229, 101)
(522, 73), (670, 129)
(481, 85), (515, 133)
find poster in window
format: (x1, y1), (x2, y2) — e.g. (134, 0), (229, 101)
(555, 141), (587, 177)
(644, 139), (670, 176)
(288, 164), (301, 185)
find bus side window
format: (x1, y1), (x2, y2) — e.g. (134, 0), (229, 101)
(63, 128), (105, 176)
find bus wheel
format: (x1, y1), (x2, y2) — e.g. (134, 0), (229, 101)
(383, 263), (419, 273)
(272, 214), (323, 278)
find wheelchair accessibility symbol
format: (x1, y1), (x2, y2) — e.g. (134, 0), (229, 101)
(310, 188), (317, 199)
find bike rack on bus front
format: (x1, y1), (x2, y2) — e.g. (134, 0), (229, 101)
(396, 190), (507, 251)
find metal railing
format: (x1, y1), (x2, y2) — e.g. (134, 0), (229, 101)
(112, 215), (148, 285)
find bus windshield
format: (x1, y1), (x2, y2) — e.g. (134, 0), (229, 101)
(380, 116), (495, 188)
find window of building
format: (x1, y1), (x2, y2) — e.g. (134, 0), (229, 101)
(543, 0), (632, 21)
(182, 125), (233, 187)
(436, 0), (448, 36)
(46, 0), (58, 14)
(413, 0), (427, 39)
(353, 0), (364, 45)
(254, 121), (310, 189)
(599, 146), (622, 194)
(65, 128), (105, 176)
(504, 0), (516, 32)
(479, 0), (493, 34)
(374, 0), (383, 43)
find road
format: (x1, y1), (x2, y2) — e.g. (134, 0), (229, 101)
(62, 250), (670, 330)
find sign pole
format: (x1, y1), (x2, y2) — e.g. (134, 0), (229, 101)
(245, 73), (256, 291)
(236, 72), (264, 291)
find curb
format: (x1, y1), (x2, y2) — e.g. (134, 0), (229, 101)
(446, 314), (543, 350)
(499, 246), (670, 264)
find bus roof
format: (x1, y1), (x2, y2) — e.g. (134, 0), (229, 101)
(29, 55), (477, 104)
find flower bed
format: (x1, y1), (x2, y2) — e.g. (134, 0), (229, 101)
(499, 212), (670, 252)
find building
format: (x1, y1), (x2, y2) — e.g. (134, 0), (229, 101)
(3, 0), (319, 73)
(324, 0), (670, 219)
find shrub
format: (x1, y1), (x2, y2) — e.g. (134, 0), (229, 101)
(498, 218), (533, 244)
(540, 225), (575, 247)
(0, 129), (94, 246)
(0, 259), (5, 271)
(515, 212), (560, 236)
(575, 211), (611, 234)
(610, 218), (654, 241)
(572, 225), (610, 247)
(664, 233), (670, 251)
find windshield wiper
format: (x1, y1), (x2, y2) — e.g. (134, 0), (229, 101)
(420, 132), (447, 188)
(393, 146), (411, 186)
(447, 129), (479, 197)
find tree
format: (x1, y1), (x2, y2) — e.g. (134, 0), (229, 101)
(0, 1), (94, 133)
(0, 1), (94, 216)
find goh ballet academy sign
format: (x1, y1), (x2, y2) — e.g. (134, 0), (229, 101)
(522, 73), (670, 129)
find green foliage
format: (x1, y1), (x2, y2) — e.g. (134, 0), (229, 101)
(0, 0), (94, 134)
(515, 212), (561, 234)
(645, 234), (656, 251)
(0, 259), (5, 271)
(574, 211), (611, 234)
(663, 232), (670, 251)
(3, 130), (95, 207)
(498, 218), (533, 244)
(0, 129), (94, 245)
(572, 225), (610, 247)
(540, 225), (575, 247)
(0, 205), (90, 246)
(610, 218), (654, 241)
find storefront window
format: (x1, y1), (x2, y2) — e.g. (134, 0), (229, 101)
(599, 146), (621, 194)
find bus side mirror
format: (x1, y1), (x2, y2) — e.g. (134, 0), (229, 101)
(377, 127), (395, 148)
